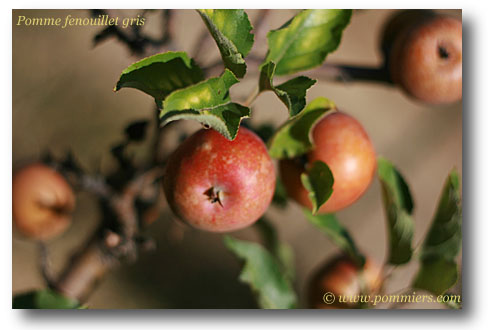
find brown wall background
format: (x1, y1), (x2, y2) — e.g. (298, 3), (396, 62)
(13, 9), (462, 309)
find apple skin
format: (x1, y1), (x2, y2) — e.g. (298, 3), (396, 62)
(13, 163), (76, 241)
(388, 14), (462, 104)
(380, 10), (436, 63)
(307, 255), (383, 309)
(163, 127), (276, 233)
(280, 112), (376, 213)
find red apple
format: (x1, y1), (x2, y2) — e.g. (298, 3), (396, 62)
(308, 255), (383, 309)
(13, 163), (76, 240)
(380, 10), (436, 61)
(388, 13), (462, 104)
(163, 127), (275, 233)
(280, 112), (376, 213)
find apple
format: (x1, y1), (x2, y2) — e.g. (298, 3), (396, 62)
(387, 11), (462, 104)
(163, 127), (275, 232)
(380, 9), (436, 63)
(280, 112), (376, 213)
(307, 255), (383, 309)
(13, 163), (76, 240)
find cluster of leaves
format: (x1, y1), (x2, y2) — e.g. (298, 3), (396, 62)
(377, 158), (462, 298)
(114, 9), (351, 141)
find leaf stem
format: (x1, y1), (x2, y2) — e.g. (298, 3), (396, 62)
(243, 85), (260, 107)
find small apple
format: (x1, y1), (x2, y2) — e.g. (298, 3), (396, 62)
(280, 112), (376, 213)
(307, 255), (383, 309)
(13, 163), (76, 240)
(387, 11), (462, 104)
(163, 127), (275, 233)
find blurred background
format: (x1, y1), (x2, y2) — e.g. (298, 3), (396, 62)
(12, 9), (462, 309)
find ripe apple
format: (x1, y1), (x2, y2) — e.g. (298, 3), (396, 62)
(387, 11), (462, 104)
(280, 112), (376, 213)
(380, 9), (436, 63)
(307, 255), (383, 309)
(163, 127), (275, 233)
(13, 163), (76, 240)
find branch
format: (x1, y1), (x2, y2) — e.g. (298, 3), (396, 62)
(203, 53), (393, 85)
(51, 166), (164, 302)
(91, 9), (175, 56)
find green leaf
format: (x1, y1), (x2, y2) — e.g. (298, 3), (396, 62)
(254, 218), (295, 281)
(268, 97), (336, 159)
(259, 61), (316, 117)
(160, 103), (250, 140)
(413, 259), (458, 296)
(420, 170), (462, 261)
(304, 209), (365, 266)
(377, 157), (415, 265)
(160, 69), (249, 140)
(264, 9), (352, 76)
(301, 161), (334, 214)
(224, 236), (297, 309)
(198, 9), (254, 78)
(162, 69), (238, 111)
(13, 289), (80, 309)
(115, 51), (204, 106)
(413, 170), (462, 295)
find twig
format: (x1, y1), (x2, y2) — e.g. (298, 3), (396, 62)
(91, 9), (175, 56)
(52, 166), (164, 302)
(38, 242), (55, 288)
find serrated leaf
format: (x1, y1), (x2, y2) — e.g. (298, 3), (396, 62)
(160, 69), (249, 140)
(301, 161), (334, 214)
(224, 236), (297, 309)
(304, 209), (365, 266)
(413, 259), (458, 295)
(160, 103), (250, 140)
(259, 61), (316, 117)
(268, 97), (336, 159)
(377, 157), (415, 265)
(198, 9), (254, 78)
(413, 170), (462, 295)
(13, 289), (80, 309)
(264, 9), (352, 76)
(115, 51), (204, 106)
(254, 218), (295, 281)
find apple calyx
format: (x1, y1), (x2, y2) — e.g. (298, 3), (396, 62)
(204, 187), (224, 207)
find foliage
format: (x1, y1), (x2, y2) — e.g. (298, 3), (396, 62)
(198, 9), (254, 78)
(13, 289), (80, 309)
(223, 236), (297, 309)
(377, 157), (415, 265)
(413, 170), (462, 295)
